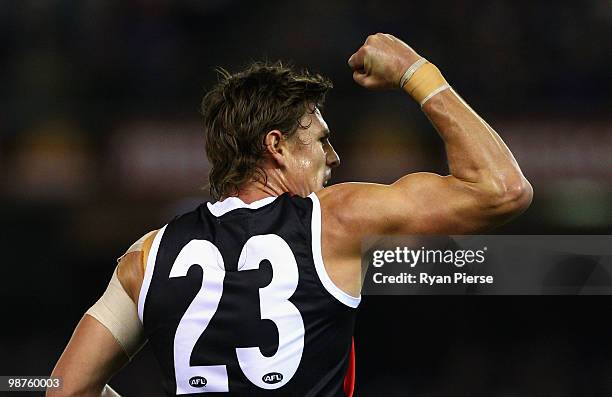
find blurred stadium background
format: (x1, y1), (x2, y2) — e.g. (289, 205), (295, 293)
(1, 1), (610, 396)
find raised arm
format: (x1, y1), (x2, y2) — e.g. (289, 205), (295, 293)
(318, 34), (532, 296)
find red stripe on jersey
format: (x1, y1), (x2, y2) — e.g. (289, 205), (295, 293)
(343, 337), (356, 397)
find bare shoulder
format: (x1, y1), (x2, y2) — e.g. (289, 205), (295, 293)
(116, 230), (158, 304)
(316, 182), (399, 254)
(313, 177), (456, 297)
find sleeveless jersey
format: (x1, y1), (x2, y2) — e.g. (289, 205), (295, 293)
(137, 192), (360, 396)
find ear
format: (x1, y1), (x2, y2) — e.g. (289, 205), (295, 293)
(264, 129), (288, 167)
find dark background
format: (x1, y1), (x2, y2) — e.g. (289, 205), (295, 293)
(1, 1), (611, 396)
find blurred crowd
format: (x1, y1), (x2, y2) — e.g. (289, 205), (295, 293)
(1, 1), (610, 230)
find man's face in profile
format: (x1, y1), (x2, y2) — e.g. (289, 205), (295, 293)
(283, 107), (340, 196)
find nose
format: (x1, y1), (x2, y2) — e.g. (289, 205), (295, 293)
(326, 144), (340, 168)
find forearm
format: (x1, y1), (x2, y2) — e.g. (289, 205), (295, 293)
(418, 86), (529, 199)
(47, 316), (128, 397)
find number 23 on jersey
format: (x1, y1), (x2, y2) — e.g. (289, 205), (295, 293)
(170, 234), (305, 394)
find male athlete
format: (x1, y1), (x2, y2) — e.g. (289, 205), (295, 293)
(49, 34), (532, 396)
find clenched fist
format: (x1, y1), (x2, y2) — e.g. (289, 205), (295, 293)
(348, 33), (422, 90)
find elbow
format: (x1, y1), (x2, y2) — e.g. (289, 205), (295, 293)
(493, 176), (534, 215)
(508, 177), (533, 211)
(480, 171), (533, 220)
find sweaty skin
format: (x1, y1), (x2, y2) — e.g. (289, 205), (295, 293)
(237, 106), (340, 199)
(48, 33), (532, 396)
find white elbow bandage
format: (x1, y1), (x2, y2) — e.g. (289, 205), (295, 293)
(86, 267), (146, 359)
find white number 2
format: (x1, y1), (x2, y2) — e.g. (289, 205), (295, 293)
(169, 234), (304, 394)
(170, 240), (228, 394)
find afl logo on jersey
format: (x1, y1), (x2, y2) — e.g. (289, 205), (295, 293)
(189, 376), (207, 388)
(262, 372), (283, 384)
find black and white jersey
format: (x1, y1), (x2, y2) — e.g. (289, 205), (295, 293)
(137, 193), (360, 396)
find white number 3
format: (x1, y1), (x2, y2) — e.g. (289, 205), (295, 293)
(169, 234), (304, 394)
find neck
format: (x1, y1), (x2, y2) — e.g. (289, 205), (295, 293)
(224, 168), (294, 204)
